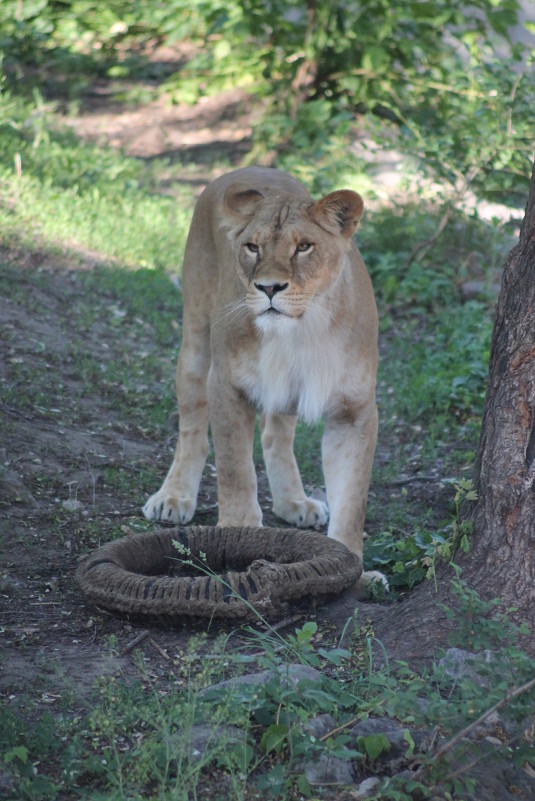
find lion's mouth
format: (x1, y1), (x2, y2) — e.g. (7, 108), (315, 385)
(258, 306), (284, 317)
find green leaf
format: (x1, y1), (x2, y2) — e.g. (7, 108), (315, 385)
(4, 745), (29, 764)
(317, 647), (350, 665)
(296, 621), (317, 644)
(261, 724), (288, 755)
(409, 1), (438, 18)
(403, 729), (416, 758)
(213, 39), (231, 61)
(216, 731), (256, 772)
(357, 733), (391, 763)
(367, 45), (389, 70)
(296, 773), (312, 797)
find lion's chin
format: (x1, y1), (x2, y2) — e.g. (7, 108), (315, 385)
(254, 311), (299, 335)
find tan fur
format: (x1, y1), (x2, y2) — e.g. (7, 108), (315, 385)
(143, 167), (378, 571)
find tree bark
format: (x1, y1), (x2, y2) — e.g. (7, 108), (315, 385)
(467, 158), (535, 619)
(346, 161), (535, 660)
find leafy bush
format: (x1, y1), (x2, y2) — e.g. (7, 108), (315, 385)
(1, 1), (533, 201)
(366, 478), (478, 590)
(158, 0), (533, 200)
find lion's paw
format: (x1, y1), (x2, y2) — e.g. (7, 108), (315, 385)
(347, 569), (389, 600)
(142, 490), (195, 525)
(274, 497), (329, 528)
(361, 570), (389, 593)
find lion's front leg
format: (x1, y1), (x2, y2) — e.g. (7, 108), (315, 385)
(260, 412), (329, 527)
(208, 371), (262, 528)
(143, 324), (210, 524)
(322, 401), (378, 563)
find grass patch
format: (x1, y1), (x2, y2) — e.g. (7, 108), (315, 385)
(0, 92), (192, 269)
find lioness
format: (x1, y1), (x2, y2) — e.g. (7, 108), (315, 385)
(144, 167), (378, 577)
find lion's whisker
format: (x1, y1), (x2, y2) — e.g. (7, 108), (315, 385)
(212, 299), (250, 328)
(301, 298), (335, 325)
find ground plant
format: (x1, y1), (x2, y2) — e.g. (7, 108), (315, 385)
(1, 4), (533, 800)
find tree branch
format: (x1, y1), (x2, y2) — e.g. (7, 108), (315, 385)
(404, 207), (453, 267)
(414, 675), (535, 780)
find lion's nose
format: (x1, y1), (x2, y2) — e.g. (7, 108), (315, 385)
(254, 282), (289, 299)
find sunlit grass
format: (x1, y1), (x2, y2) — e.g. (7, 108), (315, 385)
(0, 94), (192, 270)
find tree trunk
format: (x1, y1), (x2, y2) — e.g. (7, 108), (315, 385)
(467, 159), (535, 618)
(346, 161), (535, 660)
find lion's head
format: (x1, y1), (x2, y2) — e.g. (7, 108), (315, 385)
(220, 183), (364, 332)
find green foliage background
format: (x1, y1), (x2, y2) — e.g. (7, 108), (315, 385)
(1, 0), (533, 196)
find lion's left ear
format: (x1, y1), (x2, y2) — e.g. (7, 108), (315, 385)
(312, 190), (364, 238)
(222, 182), (265, 219)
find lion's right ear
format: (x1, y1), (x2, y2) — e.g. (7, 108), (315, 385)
(312, 190), (364, 238)
(222, 182), (265, 218)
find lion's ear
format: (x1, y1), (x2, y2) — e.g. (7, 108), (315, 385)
(222, 182), (265, 218)
(312, 190), (364, 238)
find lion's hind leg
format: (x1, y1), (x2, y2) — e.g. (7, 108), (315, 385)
(260, 412), (329, 528)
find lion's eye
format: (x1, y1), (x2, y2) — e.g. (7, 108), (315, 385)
(295, 242), (313, 254)
(245, 242), (259, 253)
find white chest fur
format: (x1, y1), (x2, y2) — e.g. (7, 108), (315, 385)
(237, 316), (347, 423)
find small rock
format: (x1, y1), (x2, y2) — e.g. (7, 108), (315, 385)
(0, 769), (16, 796)
(350, 717), (428, 760)
(200, 663), (322, 698)
(355, 776), (382, 798)
(301, 714), (354, 786)
(304, 713), (336, 739)
(438, 648), (495, 686)
(0, 466), (39, 507)
(62, 498), (84, 512)
(166, 723), (249, 764)
(351, 718), (407, 758)
(304, 753), (355, 786)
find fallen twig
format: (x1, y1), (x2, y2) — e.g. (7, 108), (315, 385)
(122, 629), (149, 653)
(389, 475), (445, 486)
(149, 637), (171, 660)
(264, 614), (304, 633)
